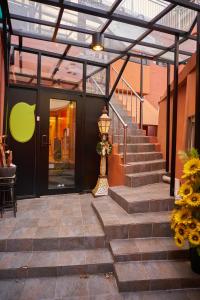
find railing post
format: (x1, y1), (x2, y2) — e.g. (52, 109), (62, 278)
(123, 125), (127, 165)
(140, 58), (144, 129)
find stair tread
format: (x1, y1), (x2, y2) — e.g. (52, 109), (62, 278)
(110, 237), (187, 256)
(125, 151), (162, 155)
(92, 196), (170, 227)
(114, 260), (200, 282)
(126, 170), (166, 178)
(0, 248), (113, 270)
(125, 159), (165, 166)
(109, 183), (172, 202)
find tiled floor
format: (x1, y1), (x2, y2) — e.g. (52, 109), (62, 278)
(0, 193), (104, 244)
(0, 274), (200, 300)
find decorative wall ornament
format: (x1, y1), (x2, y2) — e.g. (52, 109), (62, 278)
(9, 102), (36, 143)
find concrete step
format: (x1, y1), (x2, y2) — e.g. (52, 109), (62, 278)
(118, 128), (146, 136)
(108, 183), (173, 213)
(92, 197), (171, 240)
(125, 170), (166, 187)
(110, 237), (188, 262)
(114, 260), (200, 292)
(0, 248), (113, 279)
(125, 151), (163, 163)
(0, 232), (105, 252)
(113, 135), (150, 144)
(119, 143), (155, 153)
(123, 159), (166, 174)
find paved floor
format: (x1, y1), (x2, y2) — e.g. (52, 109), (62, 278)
(0, 193), (104, 241)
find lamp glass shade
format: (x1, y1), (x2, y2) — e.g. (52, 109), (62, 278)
(98, 113), (111, 134)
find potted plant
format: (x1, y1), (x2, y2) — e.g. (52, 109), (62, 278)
(0, 135), (16, 177)
(171, 148), (200, 274)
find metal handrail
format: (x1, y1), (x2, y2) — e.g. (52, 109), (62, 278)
(89, 77), (128, 164)
(111, 65), (144, 128)
(112, 66), (144, 103)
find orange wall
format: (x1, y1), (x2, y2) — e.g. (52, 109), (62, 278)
(112, 60), (167, 109)
(0, 33), (4, 135)
(157, 54), (196, 179)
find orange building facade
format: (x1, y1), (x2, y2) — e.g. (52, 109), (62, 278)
(157, 54), (196, 180)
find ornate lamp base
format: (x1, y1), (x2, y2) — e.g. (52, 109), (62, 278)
(92, 176), (109, 197)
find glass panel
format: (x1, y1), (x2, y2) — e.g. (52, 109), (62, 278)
(142, 30), (174, 47)
(115, 0), (170, 22)
(65, 0), (115, 12)
(86, 67), (106, 95)
(9, 51), (38, 85)
(8, 0), (59, 22)
(179, 38), (196, 53)
(157, 5), (197, 32)
(105, 21), (146, 40)
(104, 37), (130, 51)
(68, 46), (119, 63)
(160, 51), (190, 63)
(61, 9), (107, 31)
(57, 28), (92, 45)
(11, 35), (19, 45)
(131, 44), (161, 56)
(23, 38), (67, 54)
(11, 19), (54, 38)
(48, 99), (76, 190)
(41, 56), (83, 90)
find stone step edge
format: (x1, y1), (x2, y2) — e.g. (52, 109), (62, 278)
(0, 248), (113, 279)
(123, 159), (166, 167)
(126, 170), (166, 178)
(114, 260), (200, 292)
(0, 235), (106, 252)
(109, 237), (188, 262)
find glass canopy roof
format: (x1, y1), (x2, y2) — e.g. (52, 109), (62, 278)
(4, 0), (199, 68)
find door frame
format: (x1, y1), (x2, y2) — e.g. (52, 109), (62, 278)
(37, 88), (83, 196)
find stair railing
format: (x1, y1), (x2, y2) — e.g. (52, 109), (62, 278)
(111, 66), (144, 128)
(89, 77), (128, 164)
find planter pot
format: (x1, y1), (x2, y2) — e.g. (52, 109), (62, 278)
(190, 247), (200, 274)
(0, 165), (16, 177)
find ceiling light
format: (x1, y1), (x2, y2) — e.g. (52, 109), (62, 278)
(91, 33), (104, 51)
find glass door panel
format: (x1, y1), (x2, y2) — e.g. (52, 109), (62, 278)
(48, 98), (76, 190)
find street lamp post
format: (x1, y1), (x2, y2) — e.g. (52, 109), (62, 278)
(92, 106), (112, 197)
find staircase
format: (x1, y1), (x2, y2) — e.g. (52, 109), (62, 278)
(109, 67), (166, 188)
(91, 68), (200, 293)
(92, 184), (200, 292)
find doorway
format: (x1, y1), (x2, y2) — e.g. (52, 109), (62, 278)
(38, 90), (79, 195)
(48, 99), (76, 190)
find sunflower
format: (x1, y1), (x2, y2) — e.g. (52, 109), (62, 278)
(175, 224), (188, 239)
(174, 234), (185, 247)
(186, 193), (200, 207)
(178, 183), (193, 198)
(188, 230), (200, 246)
(189, 219), (199, 231)
(174, 208), (192, 224)
(183, 158), (200, 176)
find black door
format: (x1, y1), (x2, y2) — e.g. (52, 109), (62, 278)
(38, 89), (79, 195)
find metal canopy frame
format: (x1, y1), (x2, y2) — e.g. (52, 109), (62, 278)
(1, 0), (198, 66)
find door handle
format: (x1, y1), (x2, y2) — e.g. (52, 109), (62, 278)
(42, 135), (50, 146)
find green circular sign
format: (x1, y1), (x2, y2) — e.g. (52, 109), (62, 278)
(9, 102), (36, 143)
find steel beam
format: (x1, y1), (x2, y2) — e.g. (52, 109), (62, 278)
(108, 55), (129, 102)
(195, 12), (200, 152)
(170, 35), (179, 197)
(166, 63), (171, 173)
